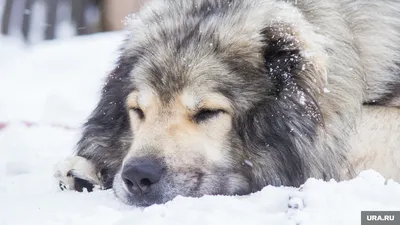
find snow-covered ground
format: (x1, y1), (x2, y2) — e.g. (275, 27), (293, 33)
(1, 32), (400, 225)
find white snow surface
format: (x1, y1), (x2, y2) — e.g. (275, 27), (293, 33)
(1, 33), (400, 225)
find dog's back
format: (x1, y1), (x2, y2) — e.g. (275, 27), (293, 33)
(291, 0), (400, 105)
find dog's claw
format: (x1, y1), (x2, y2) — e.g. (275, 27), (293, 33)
(59, 181), (67, 191)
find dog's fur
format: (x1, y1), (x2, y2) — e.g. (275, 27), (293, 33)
(54, 0), (400, 207)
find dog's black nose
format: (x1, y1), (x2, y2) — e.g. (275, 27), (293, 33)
(122, 159), (163, 194)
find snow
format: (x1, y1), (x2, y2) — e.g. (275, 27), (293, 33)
(0, 32), (120, 127)
(1, 32), (400, 225)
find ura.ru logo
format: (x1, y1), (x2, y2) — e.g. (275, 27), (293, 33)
(366, 215), (395, 221)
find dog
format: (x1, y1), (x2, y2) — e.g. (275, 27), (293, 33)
(54, 0), (400, 207)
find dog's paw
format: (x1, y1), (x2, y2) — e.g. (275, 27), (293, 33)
(54, 156), (102, 192)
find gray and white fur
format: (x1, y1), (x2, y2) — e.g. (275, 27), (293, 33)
(54, 0), (400, 207)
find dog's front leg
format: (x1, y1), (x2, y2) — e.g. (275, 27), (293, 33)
(54, 155), (102, 192)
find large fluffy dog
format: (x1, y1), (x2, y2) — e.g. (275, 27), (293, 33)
(55, 0), (400, 207)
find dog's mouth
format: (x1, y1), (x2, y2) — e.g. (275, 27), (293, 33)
(112, 167), (251, 207)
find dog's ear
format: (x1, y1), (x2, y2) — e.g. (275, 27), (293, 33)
(261, 26), (302, 94)
(259, 24), (324, 125)
(235, 25), (328, 188)
(261, 24), (326, 99)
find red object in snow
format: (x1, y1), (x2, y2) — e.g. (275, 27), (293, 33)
(0, 122), (7, 130)
(23, 121), (36, 127)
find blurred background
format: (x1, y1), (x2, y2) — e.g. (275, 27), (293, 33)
(0, 0), (150, 44)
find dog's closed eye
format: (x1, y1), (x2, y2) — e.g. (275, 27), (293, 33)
(194, 109), (225, 123)
(131, 108), (145, 120)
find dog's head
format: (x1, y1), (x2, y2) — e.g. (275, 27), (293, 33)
(105, 0), (328, 207)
